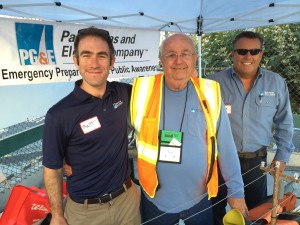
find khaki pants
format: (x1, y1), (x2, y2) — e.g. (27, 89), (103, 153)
(64, 182), (141, 225)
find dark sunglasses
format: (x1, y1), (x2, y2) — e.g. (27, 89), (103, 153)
(234, 49), (262, 55)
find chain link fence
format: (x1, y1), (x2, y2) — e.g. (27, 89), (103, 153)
(0, 141), (43, 192)
(0, 117), (44, 193)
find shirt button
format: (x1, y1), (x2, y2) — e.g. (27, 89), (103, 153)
(103, 108), (107, 111)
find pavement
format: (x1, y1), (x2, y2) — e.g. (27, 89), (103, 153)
(267, 151), (300, 171)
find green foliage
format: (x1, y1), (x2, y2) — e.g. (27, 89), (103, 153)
(199, 23), (300, 113)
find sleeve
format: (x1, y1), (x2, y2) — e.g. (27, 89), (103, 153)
(273, 79), (295, 162)
(42, 111), (66, 169)
(127, 84), (134, 135)
(216, 101), (244, 198)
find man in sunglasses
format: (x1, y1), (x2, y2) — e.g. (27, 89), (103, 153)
(43, 27), (140, 225)
(210, 31), (295, 224)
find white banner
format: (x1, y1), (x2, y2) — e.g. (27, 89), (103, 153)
(0, 18), (160, 86)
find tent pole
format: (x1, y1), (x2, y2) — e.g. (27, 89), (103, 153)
(198, 36), (202, 78)
(197, 16), (203, 78)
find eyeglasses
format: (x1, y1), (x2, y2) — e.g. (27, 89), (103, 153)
(163, 52), (196, 60)
(234, 49), (262, 55)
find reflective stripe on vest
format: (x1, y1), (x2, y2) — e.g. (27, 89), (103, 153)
(191, 77), (221, 198)
(130, 74), (162, 197)
(130, 74), (221, 198)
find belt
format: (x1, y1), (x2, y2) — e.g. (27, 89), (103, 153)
(238, 146), (267, 159)
(70, 177), (132, 204)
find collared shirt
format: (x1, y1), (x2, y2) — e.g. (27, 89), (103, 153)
(209, 67), (294, 162)
(43, 79), (132, 199)
(145, 81), (244, 213)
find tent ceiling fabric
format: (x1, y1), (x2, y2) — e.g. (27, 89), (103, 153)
(0, 0), (299, 34)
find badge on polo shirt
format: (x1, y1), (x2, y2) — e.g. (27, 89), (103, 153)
(113, 100), (123, 109)
(80, 116), (101, 134)
(225, 104), (232, 115)
(264, 91), (275, 97)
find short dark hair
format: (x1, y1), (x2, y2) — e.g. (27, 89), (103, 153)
(232, 31), (264, 49)
(73, 26), (115, 63)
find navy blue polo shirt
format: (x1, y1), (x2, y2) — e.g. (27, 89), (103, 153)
(43, 80), (132, 199)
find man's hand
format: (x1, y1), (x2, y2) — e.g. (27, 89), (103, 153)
(270, 160), (286, 173)
(63, 162), (72, 176)
(227, 197), (249, 219)
(50, 215), (69, 225)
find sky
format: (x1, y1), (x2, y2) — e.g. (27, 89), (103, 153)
(0, 82), (74, 129)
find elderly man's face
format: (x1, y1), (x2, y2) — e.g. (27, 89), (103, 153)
(160, 35), (197, 87)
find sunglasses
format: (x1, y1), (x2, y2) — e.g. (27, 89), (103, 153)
(234, 49), (262, 55)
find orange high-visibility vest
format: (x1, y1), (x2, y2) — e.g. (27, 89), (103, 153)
(130, 73), (221, 198)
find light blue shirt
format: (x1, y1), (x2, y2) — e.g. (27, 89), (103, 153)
(209, 67), (294, 162)
(145, 80), (244, 213)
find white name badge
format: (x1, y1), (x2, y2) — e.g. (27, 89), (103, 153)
(80, 116), (101, 134)
(225, 104), (232, 115)
(159, 145), (182, 163)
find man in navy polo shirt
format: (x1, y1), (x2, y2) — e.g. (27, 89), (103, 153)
(43, 27), (140, 225)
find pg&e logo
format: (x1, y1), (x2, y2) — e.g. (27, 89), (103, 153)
(15, 23), (56, 66)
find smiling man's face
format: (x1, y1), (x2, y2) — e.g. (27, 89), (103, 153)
(232, 37), (263, 79)
(160, 34), (197, 90)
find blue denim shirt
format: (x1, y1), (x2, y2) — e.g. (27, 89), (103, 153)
(209, 67), (294, 162)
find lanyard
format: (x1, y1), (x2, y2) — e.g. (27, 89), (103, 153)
(162, 80), (188, 131)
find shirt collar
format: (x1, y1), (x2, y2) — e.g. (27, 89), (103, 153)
(73, 79), (111, 102)
(230, 66), (263, 80)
